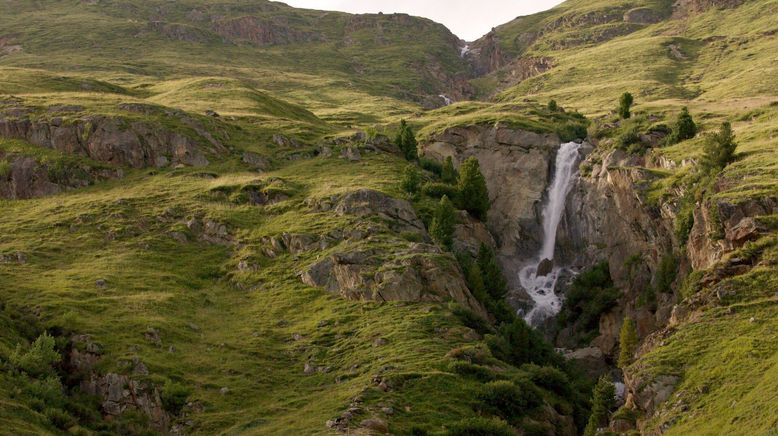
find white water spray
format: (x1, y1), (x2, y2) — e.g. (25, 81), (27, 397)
(519, 141), (581, 326)
(460, 44), (470, 57)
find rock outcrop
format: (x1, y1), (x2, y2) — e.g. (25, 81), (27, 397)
(420, 124), (559, 288)
(0, 115), (213, 169)
(212, 16), (322, 46)
(300, 189), (488, 318)
(65, 335), (170, 432)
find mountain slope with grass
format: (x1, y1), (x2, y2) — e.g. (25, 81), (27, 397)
(1, 0), (777, 434)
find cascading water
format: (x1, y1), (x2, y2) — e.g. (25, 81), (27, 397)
(519, 141), (581, 326)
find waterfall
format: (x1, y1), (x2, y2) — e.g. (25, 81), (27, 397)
(519, 141), (581, 326)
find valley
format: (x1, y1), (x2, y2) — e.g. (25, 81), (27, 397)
(0, 0), (776, 435)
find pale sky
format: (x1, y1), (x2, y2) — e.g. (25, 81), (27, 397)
(277, 0), (564, 41)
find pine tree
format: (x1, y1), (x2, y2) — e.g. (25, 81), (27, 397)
(702, 121), (737, 172)
(394, 119), (418, 161)
(618, 92), (634, 119)
(400, 164), (421, 194)
(477, 244), (507, 300)
(617, 317), (638, 369)
(429, 195), (456, 249)
(584, 376), (616, 436)
(458, 157), (490, 221)
(548, 99), (559, 112)
(669, 107), (697, 144)
(441, 156), (457, 184)
(465, 262), (488, 303)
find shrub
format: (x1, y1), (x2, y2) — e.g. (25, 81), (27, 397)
(448, 417), (515, 436)
(667, 107), (697, 144)
(458, 157), (490, 220)
(557, 121), (588, 142)
(617, 317), (638, 369)
(429, 195), (457, 249)
(616, 126), (640, 150)
(702, 121), (737, 172)
(558, 262), (620, 335)
(401, 164), (421, 194)
(618, 92), (634, 119)
(451, 305), (490, 335)
(476, 381), (527, 420)
(448, 361), (494, 382)
(441, 156), (458, 184)
(421, 181), (459, 200)
(161, 380), (191, 415)
(675, 195), (695, 243)
(10, 333), (61, 377)
(478, 244), (507, 300)
(45, 407), (76, 430)
(523, 364), (570, 395)
(419, 157), (442, 176)
(654, 252), (678, 293)
(395, 119), (418, 161)
(487, 318), (560, 368)
(548, 100), (559, 112)
(584, 376), (616, 436)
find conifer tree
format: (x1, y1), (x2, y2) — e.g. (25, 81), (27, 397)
(458, 157), (490, 220)
(441, 156), (457, 184)
(429, 195), (456, 249)
(394, 119), (418, 161)
(400, 164), (420, 194)
(584, 376), (616, 436)
(668, 107), (697, 144)
(618, 317), (638, 369)
(477, 244), (507, 300)
(702, 121), (737, 172)
(618, 92), (634, 119)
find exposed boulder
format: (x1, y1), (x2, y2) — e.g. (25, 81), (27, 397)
(316, 189), (425, 233)
(452, 210), (496, 256)
(623, 7), (665, 24)
(301, 245), (488, 319)
(242, 151), (271, 171)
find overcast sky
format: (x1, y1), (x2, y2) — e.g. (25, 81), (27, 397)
(278, 0), (564, 41)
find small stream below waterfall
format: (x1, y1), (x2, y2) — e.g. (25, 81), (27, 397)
(519, 141), (582, 326)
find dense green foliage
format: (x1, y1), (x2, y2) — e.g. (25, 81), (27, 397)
(583, 376), (615, 436)
(475, 380), (541, 422)
(395, 120), (419, 161)
(429, 195), (457, 249)
(618, 317), (638, 369)
(457, 157), (490, 220)
(667, 107), (697, 145)
(618, 92), (634, 119)
(558, 263), (620, 341)
(477, 244), (508, 301)
(702, 121), (738, 172)
(448, 416), (516, 436)
(421, 181), (460, 200)
(401, 164), (421, 195)
(441, 156), (458, 184)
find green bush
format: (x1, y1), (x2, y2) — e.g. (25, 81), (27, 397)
(421, 181), (459, 200)
(441, 156), (458, 184)
(478, 244), (507, 300)
(617, 317), (638, 369)
(161, 380), (191, 415)
(395, 119), (418, 161)
(702, 121), (737, 172)
(448, 416), (515, 436)
(557, 122), (589, 142)
(476, 380), (541, 421)
(654, 253), (678, 293)
(419, 157), (443, 176)
(429, 195), (457, 249)
(448, 361), (494, 382)
(548, 100), (559, 112)
(523, 364), (570, 395)
(667, 107), (697, 144)
(45, 407), (76, 430)
(616, 126), (640, 150)
(401, 164), (421, 194)
(675, 195), (695, 243)
(458, 157), (490, 220)
(487, 318), (560, 368)
(618, 92), (634, 119)
(10, 333), (61, 378)
(558, 262), (620, 334)
(584, 376), (616, 436)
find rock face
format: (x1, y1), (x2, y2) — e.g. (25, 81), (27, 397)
(0, 114), (217, 169)
(420, 124), (559, 288)
(688, 197), (776, 270)
(468, 30), (506, 76)
(0, 153), (122, 199)
(212, 16), (322, 45)
(300, 189), (488, 318)
(66, 335), (170, 432)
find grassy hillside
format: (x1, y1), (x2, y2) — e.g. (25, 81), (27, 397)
(1, 0), (777, 434)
